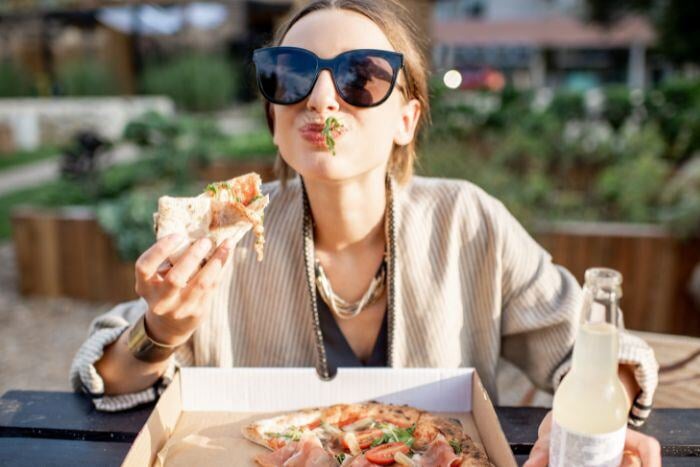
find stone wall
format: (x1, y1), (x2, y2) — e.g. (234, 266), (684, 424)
(0, 96), (174, 151)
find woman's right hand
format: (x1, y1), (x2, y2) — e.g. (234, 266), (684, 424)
(134, 233), (236, 346)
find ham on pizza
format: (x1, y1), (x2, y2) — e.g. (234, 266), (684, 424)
(243, 402), (493, 466)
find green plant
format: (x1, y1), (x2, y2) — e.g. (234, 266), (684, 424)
(659, 155), (700, 236)
(548, 91), (585, 121)
(123, 111), (227, 187)
(216, 130), (277, 161)
(0, 146), (58, 171)
(603, 85), (634, 129)
(595, 153), (672, 222)
(96, 183), (200, 261)
(57, 60), (117, 96)
(96, 189), (160, 261)
(140, 53), (238, 112)
(1, 179), (90, 238)
(0, 61), (34, 97)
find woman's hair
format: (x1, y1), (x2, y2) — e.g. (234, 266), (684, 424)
(262, 0), (431, 186)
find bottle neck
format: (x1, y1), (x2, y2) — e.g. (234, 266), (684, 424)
(570, 322), (620, 379)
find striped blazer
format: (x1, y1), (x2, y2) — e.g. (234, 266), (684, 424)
(70, 176), (658, 425)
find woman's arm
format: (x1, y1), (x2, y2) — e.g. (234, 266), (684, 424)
(94, 321), (171, 395)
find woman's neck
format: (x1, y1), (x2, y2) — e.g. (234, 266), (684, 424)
(304, 168), (387, 254)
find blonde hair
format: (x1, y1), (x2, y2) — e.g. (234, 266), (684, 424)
(262, 0), (431, 186)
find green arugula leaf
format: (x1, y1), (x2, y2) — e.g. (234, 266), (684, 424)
(370, 423), (415, 448)
(321, 117), (342, 156)
(265, 426), (303, 442)
(335, 452), (346, 464)
(449, 439), (462, 454)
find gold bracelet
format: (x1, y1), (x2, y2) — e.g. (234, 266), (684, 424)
(127, 315), (178, 363)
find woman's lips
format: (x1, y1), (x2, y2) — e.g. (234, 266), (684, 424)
(299, 123), (344, 148)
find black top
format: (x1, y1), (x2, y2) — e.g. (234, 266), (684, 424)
(316, 290), (388, 376)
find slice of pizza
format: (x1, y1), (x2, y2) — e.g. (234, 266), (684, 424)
(153, 172), (268, 264)
(243, 402), (493, 466)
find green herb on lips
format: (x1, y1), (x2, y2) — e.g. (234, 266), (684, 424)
(449, 439), (462, 454)
(335, 453), (346, 464)
(322, 116), (343, 156)
(370, 423), (416, 447)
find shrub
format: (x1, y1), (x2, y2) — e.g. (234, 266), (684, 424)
(0, 61), (34, 97)
(56, 60), (117, 96)
(548, 91), (585, 121)
(603, 85), (634, 129)
(140, 53), (238, 112)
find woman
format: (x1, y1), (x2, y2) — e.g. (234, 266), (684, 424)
(71, 0), (661, 464)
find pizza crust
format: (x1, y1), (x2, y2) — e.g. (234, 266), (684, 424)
(153, 173), (269, 264)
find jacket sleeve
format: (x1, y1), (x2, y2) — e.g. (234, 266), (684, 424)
(494, 200), (658, 427)
(69, 298), (191, 412)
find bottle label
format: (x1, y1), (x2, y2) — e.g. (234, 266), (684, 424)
(549, 419), (626, 467)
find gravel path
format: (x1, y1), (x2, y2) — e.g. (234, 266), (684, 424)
(0, 241), (112, 395)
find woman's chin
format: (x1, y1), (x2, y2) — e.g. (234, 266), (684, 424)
(289, 151), (356, 181)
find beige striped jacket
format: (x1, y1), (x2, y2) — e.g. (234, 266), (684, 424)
(70, 176), (658, 426)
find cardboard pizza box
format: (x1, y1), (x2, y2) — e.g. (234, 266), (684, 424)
(122, 367), (517, 467)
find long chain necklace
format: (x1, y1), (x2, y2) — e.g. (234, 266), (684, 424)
(314, 255), (386, 320)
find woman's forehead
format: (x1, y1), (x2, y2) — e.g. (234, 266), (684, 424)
(281, 9), (396, 57)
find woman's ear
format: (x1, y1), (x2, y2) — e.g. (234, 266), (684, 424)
(393, 98), (421, 146)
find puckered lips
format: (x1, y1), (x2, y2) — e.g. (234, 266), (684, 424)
(299, 121), (345, 149)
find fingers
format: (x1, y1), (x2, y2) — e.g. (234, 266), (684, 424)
(621, 450), (643, 467)
(135, 234), (186, 286)
(625, 429), (662, 467)
(164, 238), (213, 289)
(524, 411), (552, 467)
(185, 238), (235, 302)
(523, 436), (549, 467)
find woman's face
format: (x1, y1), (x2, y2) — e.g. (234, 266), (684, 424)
(272, 9), (421, 183)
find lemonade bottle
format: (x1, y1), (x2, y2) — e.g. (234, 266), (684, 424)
(549, 268), (629, 467)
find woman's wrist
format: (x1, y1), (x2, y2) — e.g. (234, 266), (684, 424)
(127, 314), (180, 363)
(142, 309), (190, 347)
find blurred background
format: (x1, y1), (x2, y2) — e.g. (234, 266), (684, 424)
(0, 0), (698, 408)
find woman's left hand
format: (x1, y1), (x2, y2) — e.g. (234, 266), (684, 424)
(523, 411), (662, 467)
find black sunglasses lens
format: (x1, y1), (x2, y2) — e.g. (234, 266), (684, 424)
(335, 52), (397, 106)
(255, 49), (317, 104)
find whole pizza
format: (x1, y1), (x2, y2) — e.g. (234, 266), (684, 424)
(242, 401), (494, 466)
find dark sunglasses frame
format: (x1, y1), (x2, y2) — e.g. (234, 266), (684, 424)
(252, 46), (404, 108)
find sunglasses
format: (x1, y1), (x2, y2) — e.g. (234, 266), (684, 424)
(253, 47), (404, 108)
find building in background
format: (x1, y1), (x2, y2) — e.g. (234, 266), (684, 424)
(0, 0), (436, 97)
(433, 0), (656, 90)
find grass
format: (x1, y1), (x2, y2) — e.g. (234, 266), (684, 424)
(0, 179), (90, 239)
(0, 146), (59, 171)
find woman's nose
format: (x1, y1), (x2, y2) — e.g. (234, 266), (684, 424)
(306, 70), (340, 114)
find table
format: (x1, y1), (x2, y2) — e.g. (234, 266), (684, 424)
(0, 391), (698, 466)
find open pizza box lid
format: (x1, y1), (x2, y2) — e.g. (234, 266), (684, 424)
(122, 367), (516, 467)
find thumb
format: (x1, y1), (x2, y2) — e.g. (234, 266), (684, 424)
(524, 411), (553, 467)
(523, 437), (549, 467)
